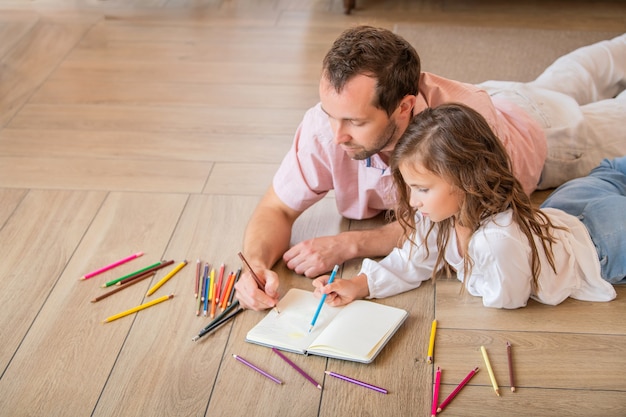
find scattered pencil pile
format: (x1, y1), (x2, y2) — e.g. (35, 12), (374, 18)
(80, 252), (245, 332)
(427, 318), (517, 414)
(194, 259), (240, 319)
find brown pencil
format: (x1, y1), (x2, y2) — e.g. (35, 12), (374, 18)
(507, 341), (516, 392)
(91, 272), (155, 303)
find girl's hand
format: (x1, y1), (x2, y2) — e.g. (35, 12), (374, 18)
(312, 273), (370, 307)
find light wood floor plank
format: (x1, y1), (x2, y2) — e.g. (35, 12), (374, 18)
(0, 156), (212, 192)
(0, 190), (105, 372)
(203, 162), (278, 196)
(0, 188), (27, 227)
(0, 191), (188, 416)
(7, 104), (304, 135)
(435, 329), (626, 391)
(436, 279), (626, 335)
(30, 81), (319, 109)
(0, 12), (99, 128)
(433, 385), (625, 417)
(0, 130), (293, 164)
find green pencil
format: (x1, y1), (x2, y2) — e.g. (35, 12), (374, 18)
(101, 261), (162, 287)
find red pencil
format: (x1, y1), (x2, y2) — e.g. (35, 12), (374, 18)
(437, 367), (479, 413)
(215, 263), (225, 303)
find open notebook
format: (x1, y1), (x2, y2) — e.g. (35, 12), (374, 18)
(245, 288), (408, 363)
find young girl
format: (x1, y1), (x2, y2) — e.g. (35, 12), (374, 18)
(313, 103), (617, 309)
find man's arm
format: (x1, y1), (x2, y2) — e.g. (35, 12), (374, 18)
(283, 220), (404, 277)
(235, 185), (302, 310)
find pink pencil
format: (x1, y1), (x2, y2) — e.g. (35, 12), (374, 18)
(432, 366), (441, 417)
(80, 252), (144, 280)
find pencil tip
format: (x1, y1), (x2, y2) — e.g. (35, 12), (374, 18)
(317, 385), (322, 389)
(308, 326), (313, 333)
(427, 356), (433, 364)
(192, 336), (199, 342)
(511, 387), (516, 392)
(495, 389), (501, 397)
(436, 408), (442, 413)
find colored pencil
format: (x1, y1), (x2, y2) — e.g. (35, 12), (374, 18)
(197, 262), (209, 316)
(146, 260), (188, 296)
(237, 252), (265, 289)
(507, 341), (516, 392)
(237, 252), (280, 313)
(194, 259), (201, 298)
(324, 371), (387, 394)
(103, 294), (174, 323)
(80, 251), (144, 280)
(233, 354), (283, 385)
(481, 346), (500, 396)
(192, 305), (243, 341)
(227, 268), (241, 307)
(432, 366), (441, 417)
(102, 261), (162, 288)
(427, 319), (437, 363)
(272, 347), (322, 389)
(215, 263), (225, 303)
(203, 272), (210, 317)
(115, 260), (174, 286)
(220, 272), (235, 311)
(437, 367), (479, 413)
(91, 272), (155, 303)
(309, 265), (338, 332)
(209, 268), (215, 301)
(193, 299), (241, 340)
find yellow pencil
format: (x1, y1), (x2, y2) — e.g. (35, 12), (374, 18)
(103, 294), (174, 323)
(209, 268), (215, 301)
(146, 260), (187, 296)
(427, 319), (437, 363)
(481, 345), (500, 396)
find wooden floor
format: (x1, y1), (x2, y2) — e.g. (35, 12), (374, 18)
(0, 1), (625, 416)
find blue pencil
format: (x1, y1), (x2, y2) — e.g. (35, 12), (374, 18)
(308, 264), (339, 332)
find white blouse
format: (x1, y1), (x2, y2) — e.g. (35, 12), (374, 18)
(361, 208), (616, 309)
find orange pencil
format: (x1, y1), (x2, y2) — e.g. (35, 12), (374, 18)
(220, 272), (235, 311)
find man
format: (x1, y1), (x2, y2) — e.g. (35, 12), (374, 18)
(235, 26), (626, 310)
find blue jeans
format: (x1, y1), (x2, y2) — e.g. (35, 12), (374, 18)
(541, 156), (626, 283)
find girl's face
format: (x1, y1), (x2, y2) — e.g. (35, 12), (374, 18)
(399, 162), (463, 222)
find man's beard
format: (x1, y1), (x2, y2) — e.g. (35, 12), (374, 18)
(350, 120), (398, 160)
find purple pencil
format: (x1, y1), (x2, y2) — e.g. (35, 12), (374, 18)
(324, 371), (387, 394)
(233, 354), (283, 385)
(272, 347), (322, 389)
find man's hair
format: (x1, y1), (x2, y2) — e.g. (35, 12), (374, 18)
(322, 25), (421, 116)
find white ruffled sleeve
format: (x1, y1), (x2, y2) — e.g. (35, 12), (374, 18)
(360, 215), (440, 299)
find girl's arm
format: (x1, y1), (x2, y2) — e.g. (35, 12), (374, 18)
(313, 217), (439, 306)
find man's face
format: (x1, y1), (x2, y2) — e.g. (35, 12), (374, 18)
(319, 74), (401, 160)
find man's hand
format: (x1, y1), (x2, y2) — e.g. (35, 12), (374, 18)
(283, 234), (353, 277)
(234, 268), (280, 311)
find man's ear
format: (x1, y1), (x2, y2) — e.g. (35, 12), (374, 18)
(398, 95), (416, 119)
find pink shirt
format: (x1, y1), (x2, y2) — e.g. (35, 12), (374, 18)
(273, 72), (547, 219)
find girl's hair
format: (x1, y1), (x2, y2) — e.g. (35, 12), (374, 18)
(390, 103), (563, 290)
(322, 25), (420, 117)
